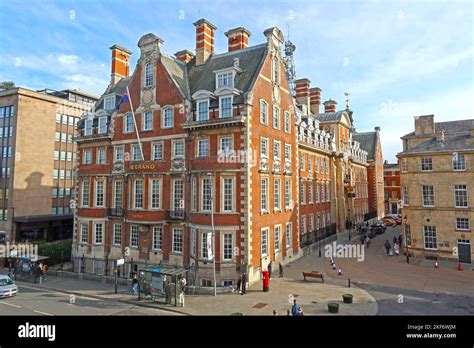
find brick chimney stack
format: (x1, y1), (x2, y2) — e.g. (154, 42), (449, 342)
(323, 99), (337, 113)
(193, 18), (217, 66)
(110, 45), (131, 86)
(225, 27), (252, 52)
(309, 87), (321, 115)
(295, 78), (311, 112)
(175, 49), (194, 63)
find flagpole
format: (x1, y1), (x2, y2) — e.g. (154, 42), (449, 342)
(126, 86), (144, 160)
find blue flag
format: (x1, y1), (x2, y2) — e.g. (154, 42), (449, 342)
(115, 90), (129, 111)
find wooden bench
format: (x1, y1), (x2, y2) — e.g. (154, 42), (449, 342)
(302, 271), (324, 283)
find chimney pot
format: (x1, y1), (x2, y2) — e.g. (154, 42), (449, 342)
(193, 18), (217, 65)
(375, 126), (381, 132)
(436, 130), (445, 141)
(295, 78), (311, 113)
(225, 27), (252, 52)
(175, 49), (194, 63)
(109, 45), (131, 86)
(323, 99), (337, 113)
(309, 87), (322, 115)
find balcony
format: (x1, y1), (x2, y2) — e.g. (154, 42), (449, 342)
(182, 114), (246, 131)
(166, 210), (185, 220)
(107, 208), (124, 217)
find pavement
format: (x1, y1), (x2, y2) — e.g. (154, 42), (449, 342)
(0, 251), (378, 316)
(323, 225), (474, 298)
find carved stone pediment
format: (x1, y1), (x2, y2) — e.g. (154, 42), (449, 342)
(273, 159), (281, 174)
(284, 161), (292, 174)
(112, 162), (124, 174)
(171, 157), (185, 171)
(259, 157), (269, 172)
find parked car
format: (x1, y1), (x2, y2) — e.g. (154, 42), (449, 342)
(371, 221), (387, 234)
(387, 214), (402, 224)
(361, 227), (376, 239)
(0, 274), (18, 298)
(382, 217), (397, 226)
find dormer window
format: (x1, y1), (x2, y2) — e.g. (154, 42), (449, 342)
(145, 62), (154, 87)
(104, 96), (115, 110)
(84, 119), (93, 136)
(197, 100), (209, 121)
(217, 71), (234, 88)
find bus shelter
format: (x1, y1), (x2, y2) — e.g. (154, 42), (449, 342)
(8, 255), (50, 282)
(137, 265), (187, 307)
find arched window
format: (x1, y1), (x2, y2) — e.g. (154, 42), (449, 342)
(145, 62), (154, 87)
(272, 56), (279, 84)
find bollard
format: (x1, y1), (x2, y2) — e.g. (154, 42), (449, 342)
(348, 278), (351, 288)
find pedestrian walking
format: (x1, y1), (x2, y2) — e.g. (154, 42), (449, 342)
(360, 234), (365, 245)
(272, 309), (278, 316)
(365, 236), (370, 248)
(384, 240), (390, 255)
(236, 274), (242, 294)
(131, 274), (139, 294)
(241, 272), (247, 295)
(278, 262), (284, 278)
(286, 309), (291, 316)
(267, 261), (272, 279)
(398, 234), (403, 247)
(41, 263), (47, 280)
(393, 236), (398, 245)
(291, 299), (301, 316)
(33, 263), (39, 283)
(394, 242), (400, 255)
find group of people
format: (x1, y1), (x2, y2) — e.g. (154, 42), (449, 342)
(385, 235), (403, 256)
(271, 300), (304, 316)
(9, 259), (47, 283)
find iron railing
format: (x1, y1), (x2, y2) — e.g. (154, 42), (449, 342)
(300, 223), (337, 248)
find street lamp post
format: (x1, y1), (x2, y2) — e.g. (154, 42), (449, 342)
(206, 172), (217, 296)
(404, 216), (409, 264)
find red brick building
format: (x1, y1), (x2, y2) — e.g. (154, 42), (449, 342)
(383, 161), (401, 214)
(72, 20), (298, 286)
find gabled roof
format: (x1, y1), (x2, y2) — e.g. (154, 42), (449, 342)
(353, 131), (377, 160)
(186, 43), (268, 105)
(161, 54), (190, 99)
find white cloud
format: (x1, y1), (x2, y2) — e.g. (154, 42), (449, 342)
(57, 54), (79, 66)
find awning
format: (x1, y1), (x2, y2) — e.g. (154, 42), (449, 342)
(13, 214), (73, 223)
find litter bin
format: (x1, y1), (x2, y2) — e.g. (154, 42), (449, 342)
(262, 270), (269, 292)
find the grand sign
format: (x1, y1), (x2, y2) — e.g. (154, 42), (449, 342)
(129, 163), (156, 171)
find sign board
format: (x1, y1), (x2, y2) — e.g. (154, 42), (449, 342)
(117, 258), (125, 266)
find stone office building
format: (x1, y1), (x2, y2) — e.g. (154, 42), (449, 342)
(398, 115), (474, 264)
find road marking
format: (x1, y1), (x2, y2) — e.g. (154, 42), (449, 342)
(0, 302), (21, 308)
(33, 310), (53, 316)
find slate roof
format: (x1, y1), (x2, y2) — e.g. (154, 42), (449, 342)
(401, 119), (474, 154)
(353, 132), (377, 160)
(384, 162), (399, 170)
(161, 54), (190, 98)
(94, 77), (131, 111)
(186, 43), (268, 105)
(315, 111), (347, 123)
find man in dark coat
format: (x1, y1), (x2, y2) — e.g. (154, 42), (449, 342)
(241, 272), (247, 295)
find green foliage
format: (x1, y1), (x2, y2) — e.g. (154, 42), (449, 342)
(328, 302), (339, 313)
(342, 294), (353, 304)
(0, 81), (15, 90)
(36, 239), (72, 265)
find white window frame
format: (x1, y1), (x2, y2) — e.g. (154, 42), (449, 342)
(132, 144), (143, 161)
(274, 178), (281, 211)
(273, 140), (281, 160)
(145, 62), (154, 87)
(260, 100), (268, 125)
(285, 223), (292, 249)
(152, 226), (163, 250)
(422, 185), (435, 207)
(260, 137), (269, 158)
(172, 228), (183, 253)
(84, 119), (93, 136)
(133, 179), (144, 209)
(272, 106), (280, 129)
(83, 149), (91, 164)
(114, 145), (124, 162)
(261, 227), (269, 257)
(454, 185), (469, 208)
(222, 233), (233, 261)
(274, 225), (281, 252)
(97, 147), (106, 165)
(81, 223), (88, 244)
(219, 136), (233, 157)
(401, 158), (407, 172)
(114, 180), (123, 209)
(421, 157), (433, 171)
(216, 71), (234, 88)
(98, 116), (107, 134)
(124, 114), (133, 133)
(423, 226), (437, 250)
(402, 186), (409, 206)
(284, 111), (290, 133)
(161, 106), (173, 129)
(219, 96), (233, 118)
(94, 180), (105, 207)
(143, 111), (153, 131)
(456, 218), (470, 231)
(152, 141), (163, 160)
(453, 153), (466, 171)
(197, 138), (209, 157)
(221, 177), (234, 213)
(130, 225), (139, 248)
(285, 144), (291, 162)
(261, 177), (269, 212)
(150, 178), (161, 209)
(104, 95), (115, 110)
(301, 215), (306, 234)
(82, 181), (90, 207)
(285, 179), (291, 209)
(172, 139), (185, 159)
(113, 224), (122, 246)
(172, 179), (184, 213)
(197, 100), (210, 121)
(93, 223), (103, 245)
(201, 177), (212, 212)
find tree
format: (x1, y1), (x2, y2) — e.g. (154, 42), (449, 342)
(0, 81), (15, 90)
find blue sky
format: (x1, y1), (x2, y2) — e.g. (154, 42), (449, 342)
(1, 0), (472, 161)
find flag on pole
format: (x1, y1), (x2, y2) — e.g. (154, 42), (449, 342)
(115, 90), (129, 111)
